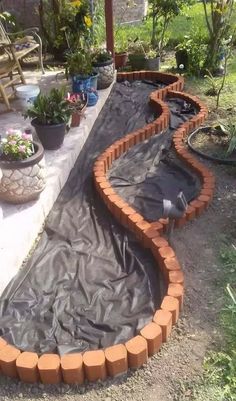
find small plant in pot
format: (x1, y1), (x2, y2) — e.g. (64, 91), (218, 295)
(66, 92), (87, 128)
(66, 50), (93, 93)
(24, 88), (72, 150)
(128, 40), (147, 71)
(92, 48), (114, 90)
(114, 37), (128, 69)
(145, 48), (160, 70)
(0, 129), (46, 204)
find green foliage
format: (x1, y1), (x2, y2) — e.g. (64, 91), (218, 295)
(92, 0), (106, 46)
(176, 27), (208, 76)
(66, 49), (93, 76)
(0, 11), (15, 27)
(202, 0), (235, 73)
(91, 48), (112, 64)
(38, 0), (92, 57)
(218, 119), (236, 156)
(148, 0), (195, 54)
(202, 246), (236, 401)
(24, 88), (72, 125)
(128, 40), (147, 56)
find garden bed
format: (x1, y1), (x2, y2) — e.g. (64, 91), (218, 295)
(0, 71), (214, 385)
(188, 126), (236, 164)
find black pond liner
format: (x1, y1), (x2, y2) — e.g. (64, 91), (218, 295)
(188, 126), (236, 165)
(0, 81), (199, 356)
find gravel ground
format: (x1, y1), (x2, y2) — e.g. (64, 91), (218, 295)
(0, 157), (235, 401)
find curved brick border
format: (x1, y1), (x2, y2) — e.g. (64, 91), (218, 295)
(0, 71), (214, 384)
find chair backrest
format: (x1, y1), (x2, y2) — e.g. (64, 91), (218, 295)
(0, 21), (11, 44)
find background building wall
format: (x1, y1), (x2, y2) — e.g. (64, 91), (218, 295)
(1, 0), (148, 28)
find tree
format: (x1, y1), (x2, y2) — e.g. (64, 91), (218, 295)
(202, 0), (235, 72)
(149, 0), (194, 56)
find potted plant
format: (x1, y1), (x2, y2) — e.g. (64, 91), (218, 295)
(66, 50), (93, 93)
(128, 40), (147, 71)
(92, 48), (115, 90)
(145, 48), (160, 70)
(0, 129), (46, 204)
(24, 88), (72, 150)
(114, 37), (128, 69)
(66, 92), (87, 128)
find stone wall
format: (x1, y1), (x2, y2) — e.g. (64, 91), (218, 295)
(1, 0), (148, 28)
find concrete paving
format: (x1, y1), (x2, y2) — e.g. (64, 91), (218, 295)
(0, 69), (114, 294)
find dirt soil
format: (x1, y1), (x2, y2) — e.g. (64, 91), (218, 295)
(0, 127), (235, 401)
(189, 127), (236, 161)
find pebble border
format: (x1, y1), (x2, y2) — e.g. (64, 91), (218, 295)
(0, 71), (214, 384)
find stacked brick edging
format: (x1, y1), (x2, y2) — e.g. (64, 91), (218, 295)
(0, 71), (214, 385)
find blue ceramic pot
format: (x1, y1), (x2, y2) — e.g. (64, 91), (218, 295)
(87, 90), (98, 107)
(90, 73), (99, 91)
(72, 75), (91, 93)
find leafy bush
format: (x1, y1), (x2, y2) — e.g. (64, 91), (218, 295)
(66, 50), (93, 76)
(24, 88), (72, 125)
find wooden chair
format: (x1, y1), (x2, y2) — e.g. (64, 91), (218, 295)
(0, 21), (45, 74)
(0, 22), (45, 111)
(0, 42), (26, 110)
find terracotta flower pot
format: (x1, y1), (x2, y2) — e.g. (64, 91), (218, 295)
(71, 105), (86, 128)
(0, 141), (46, 204)
(115, 52), (128, 69)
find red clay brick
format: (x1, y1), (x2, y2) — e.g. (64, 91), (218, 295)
(121, 206), (136, 227)
(83, 350), (106, 382)
(61, 353), (84, 384)
(185, 205), (196, 221)
(143, 227), (160, 247)
(163, 257), (181, 273)
(190, 200), (205, 216)
(105, 344), (128, 377)
(140, 322), (162, 356)
(167, 283), (184, 310)
(175, 214), (187, 228)
(169, 270), (184, 285)
(0, 345), (21, 378)
(103, 187), (116, 196)
(16, 352), (39, 383)
(198, 195), (211, 207)
(135, 220), (151, 241)
(150, 221), (164, 234)
(38, 354), (61, 384)
(151, 237), (169, 249)
(127, 213), (144, 232)
(0, 337), (7, 351)
(158, 247), (175, 267)
(158, 218), (169, 233)
(161, 296), (180, 325)
(153, 309), (172, 342)
(200, 188), (213, 200)
(125, 335), (148, 369)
